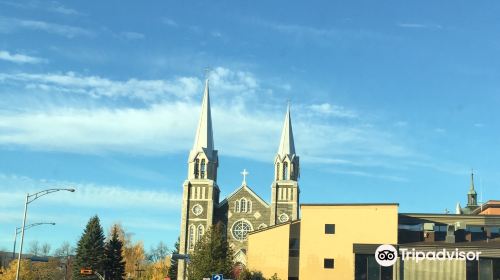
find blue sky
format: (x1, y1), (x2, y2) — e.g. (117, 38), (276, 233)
(1, 1), (500, 253)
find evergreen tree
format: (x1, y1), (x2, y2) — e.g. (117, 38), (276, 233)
(73, 215), (106, 279)
(188, 222), (234, 280)
(104, 225), (126, 280)
(167, 237), (180, 279)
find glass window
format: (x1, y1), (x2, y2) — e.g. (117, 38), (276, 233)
(283, 162), (288, 180)
(324, 258), (334, 269)
(194, 159), (199, 179)
(188, 225), (195, 249)
(325, 224), (335, 234)
(235, 201), (240, 212)
(197, 225), (204, 241)
(232, 220), (252, 241)
(241, 198), (247, 212)
(276, 162), (280, 180)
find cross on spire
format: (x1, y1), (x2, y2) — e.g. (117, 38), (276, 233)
(241, 169), (249, 185)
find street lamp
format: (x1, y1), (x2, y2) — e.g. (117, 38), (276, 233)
(15, 188), (75, 280)
(13, 222), (56, 258)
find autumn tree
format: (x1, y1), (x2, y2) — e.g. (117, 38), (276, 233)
(188, 223), (234, 280)
(111, 223), (145, 278)
(167, 238), (179, 280)
(0, 259), (35, 280)
(54, 241), (75, 257)
(73, 215), (106, 279)
(104, 225), (126, 280)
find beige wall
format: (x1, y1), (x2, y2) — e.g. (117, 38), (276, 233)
(247, 223), (291, 279)
(299, 204), (398, 280)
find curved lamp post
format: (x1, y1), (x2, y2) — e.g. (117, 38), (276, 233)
(13, 222), (56, 258)
(15, 188), (75, 280)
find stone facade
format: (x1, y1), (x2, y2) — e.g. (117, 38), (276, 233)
(177, 80), (300, 280)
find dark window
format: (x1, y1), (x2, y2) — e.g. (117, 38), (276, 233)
(194, 159), (199, 178)
(283, 162), (288, 180)
(325, 224), (335, 234)
(288, 278), (299, 280)
(200, 159), (206, 179)
(466, 260), (478, 280)
(289, 238), (299, 257)
(276, 162), (280, 180)
(324, 258), (334, 269)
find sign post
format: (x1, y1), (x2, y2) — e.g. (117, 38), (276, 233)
(212, 274), (223, 280)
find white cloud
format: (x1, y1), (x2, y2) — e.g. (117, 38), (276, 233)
(161, 17), (178, 27)
(397, 23), (443, 30)
(0, 67), (417, 167)
(0, 17), (93, 38)
(0, 50), (47, 64)
(0, 173), (181, 211)
(0, 72), (201, 101)
(308, 103), (357, 118)
(119, 31), (145, 40)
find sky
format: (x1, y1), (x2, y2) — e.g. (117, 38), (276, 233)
(1, 0), (500, 254)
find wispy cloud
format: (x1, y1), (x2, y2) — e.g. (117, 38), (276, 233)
(0, 50), (47, 64)
(161, 17), (178, 27)
(397, 23), (443, 30)
(0, 16), (93, 38)
(0, 66), (420, 172)
(0, 173), (181, 211)
(119, 31), (145, 40)
(308, 103), (357, 118)
(0, 72), (200, 101)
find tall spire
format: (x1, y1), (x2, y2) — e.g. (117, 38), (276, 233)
(277, 104), (296, 157)
(469, 170), (477, 195)
(192, 79), (214, 155)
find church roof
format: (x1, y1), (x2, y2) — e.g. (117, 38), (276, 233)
(468, 171), (477, 195)
(277, 104), (296, 158)
(218, 184), (269, 208)
(190, 79), (215, 161)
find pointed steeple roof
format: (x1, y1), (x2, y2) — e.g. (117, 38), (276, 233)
(455, 202), (463, 214)
(191, 79), (214, 158)
(277, 104), (296, 157)
(468, 170), (477, 195)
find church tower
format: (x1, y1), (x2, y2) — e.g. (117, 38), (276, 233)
(178, 80), (219, 280)
(467, 171), (478, 208)
(270, 105), (300, 226)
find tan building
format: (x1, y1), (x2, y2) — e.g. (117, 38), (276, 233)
(177, 80), (300, 280)
(248, 204), (500, 280)
(248, 203), (399, 280)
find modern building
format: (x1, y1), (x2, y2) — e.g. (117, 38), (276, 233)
(247, 204), (500, 280)
(177, 80), (300, 280)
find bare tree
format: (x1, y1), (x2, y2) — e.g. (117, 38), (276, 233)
(54, 241), (75, 257)
(41, 243), (51, 256)
(29, 240), (40, 256)
(148, 241), (169, 262)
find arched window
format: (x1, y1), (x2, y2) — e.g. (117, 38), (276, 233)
(200, 159), (206, 179)
(283, 162), (288, 180)
(194, 159), (199, 179)
(188, 225), (195, 249)
(240, 198), (247, 212)
(247, 200), (252, 213)
(197, 225), (204, 242)
(235, 201), (240, 213)
(290, 163), (294, 180)
(276, 162), (280, 180)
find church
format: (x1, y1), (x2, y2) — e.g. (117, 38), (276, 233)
(177, 80), (300, 280)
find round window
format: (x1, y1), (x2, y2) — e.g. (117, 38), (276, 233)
(279, 213), (289, 223)
(192, 204), (203, 216)
(231, 220), (252, 241)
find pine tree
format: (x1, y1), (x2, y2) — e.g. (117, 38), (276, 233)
(104, 225), (126, 280)
(168, 237), (180, 279)
(73, 215), (106, 280)
(188, 222), (234, 280)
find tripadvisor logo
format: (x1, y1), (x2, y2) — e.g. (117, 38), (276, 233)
(375, 244), (482, 266)
(375, 244), (398, 267)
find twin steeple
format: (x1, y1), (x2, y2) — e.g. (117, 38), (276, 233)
(277, 104), (296, 158)
(188, 78), (299, 183)
(188, 80), (218, 181)
(190, 79), (215, 160)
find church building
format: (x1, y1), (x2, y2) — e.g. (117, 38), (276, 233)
(177, 80), (300, 280)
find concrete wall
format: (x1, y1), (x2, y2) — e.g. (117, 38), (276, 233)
(247, 223), (291, 279)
